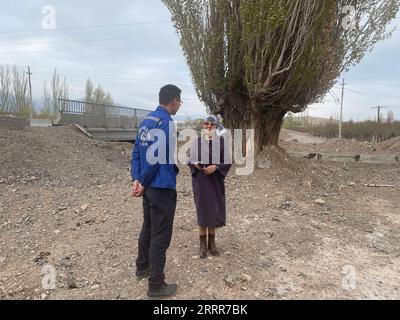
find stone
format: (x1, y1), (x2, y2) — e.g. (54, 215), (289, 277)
(224, 275), (236, 287)
(257, 159), (272, 169)
(240, 274), (252, 282)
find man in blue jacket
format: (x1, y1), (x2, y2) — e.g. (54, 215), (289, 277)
(131, 84), (182, 298)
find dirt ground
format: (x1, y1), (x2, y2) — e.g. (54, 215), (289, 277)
(0, 126), (399, 300)
(280, 129), (400, 155)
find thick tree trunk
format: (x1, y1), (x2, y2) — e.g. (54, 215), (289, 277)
(223, 105), (286, 155)
(252, 108), (286, 154)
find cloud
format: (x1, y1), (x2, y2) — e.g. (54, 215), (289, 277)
(0, 0), (207, 116)
(1, 1), (398, 120)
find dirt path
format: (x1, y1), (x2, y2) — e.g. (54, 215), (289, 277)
(280, 129), (327, 144)
(1, 127), (399, 300)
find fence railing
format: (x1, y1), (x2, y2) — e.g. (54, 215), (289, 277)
(59, 99), (150, 119)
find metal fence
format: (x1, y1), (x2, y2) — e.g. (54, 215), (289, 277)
(59, 99), (150, 120)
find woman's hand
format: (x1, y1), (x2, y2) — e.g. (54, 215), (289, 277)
(194, 162), (203, 171)
(203, 165), (217, 175)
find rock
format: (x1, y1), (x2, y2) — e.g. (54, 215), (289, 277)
(66, 276), (77, 289)
(224, 275), (236, 287)
(257, 159), (272, 169)
(259, 259), (273, 268)
(80, 204), (89, 211)
(240, 274), (252, 282)
(34, 252), (51, 264)
(281, 200), (296, 210)
(40, 293), (47, 300)
(91, 284), (100, 290)
(315, 199), (326, 205)
(0, 257), (6, 264)
(58, 206), (68, 212)
(84, 219), (96, 225)
(348, 182), (356, 186)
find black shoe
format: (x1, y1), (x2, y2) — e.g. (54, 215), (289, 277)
(135, 267), (150, 280)
(147, 283), (178, 298)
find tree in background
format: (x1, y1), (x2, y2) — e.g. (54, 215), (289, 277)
(386, 110), (395, 124)
(85, 78), (94, 104)
(0, 65), (31, 116)
(0, 65), (12, 113)
(40, 81), (52, 118)
(162, 0), (399, 153)
(85, 78), (114, 105)
(40, 69), (69, 118)
(84, 78), (114, 115)
(11, 65), (30, 116)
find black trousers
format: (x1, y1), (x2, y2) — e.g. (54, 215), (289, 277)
(136, 187), (177, 289)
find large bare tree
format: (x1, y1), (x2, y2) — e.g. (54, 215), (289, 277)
(162, 0), (399, 153)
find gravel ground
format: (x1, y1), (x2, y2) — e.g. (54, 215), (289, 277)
(0, 126), (399, 300)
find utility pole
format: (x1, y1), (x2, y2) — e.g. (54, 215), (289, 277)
(371, 106), (389, 143)
(27, 66), (33, 121)
(339, 78), (346, 139)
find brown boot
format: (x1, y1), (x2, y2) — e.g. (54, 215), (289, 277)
(208, 234), (219, 256)
(199, 235), (207, 259)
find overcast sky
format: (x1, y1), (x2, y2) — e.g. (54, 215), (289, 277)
(1, 0), (399, 121)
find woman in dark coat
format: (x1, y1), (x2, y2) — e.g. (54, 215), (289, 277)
(188, 115), (231, 258)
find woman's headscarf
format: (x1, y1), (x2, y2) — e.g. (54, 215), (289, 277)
(204, 115), (226, 136)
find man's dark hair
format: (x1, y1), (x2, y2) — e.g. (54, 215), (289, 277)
(159, 84), (182, 105)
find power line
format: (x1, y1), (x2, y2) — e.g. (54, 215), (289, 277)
(0, 20), (171, 35)
(0, 34), (177, 47)
(0, 44), (178, 55)
(33, 71), (194, 87)
(328, 90), (340, 105)
(333, 86), (364, 95)
(0, 63), (191, 76)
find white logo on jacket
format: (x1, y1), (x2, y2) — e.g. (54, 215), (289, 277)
(139, 126), (150, 147)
